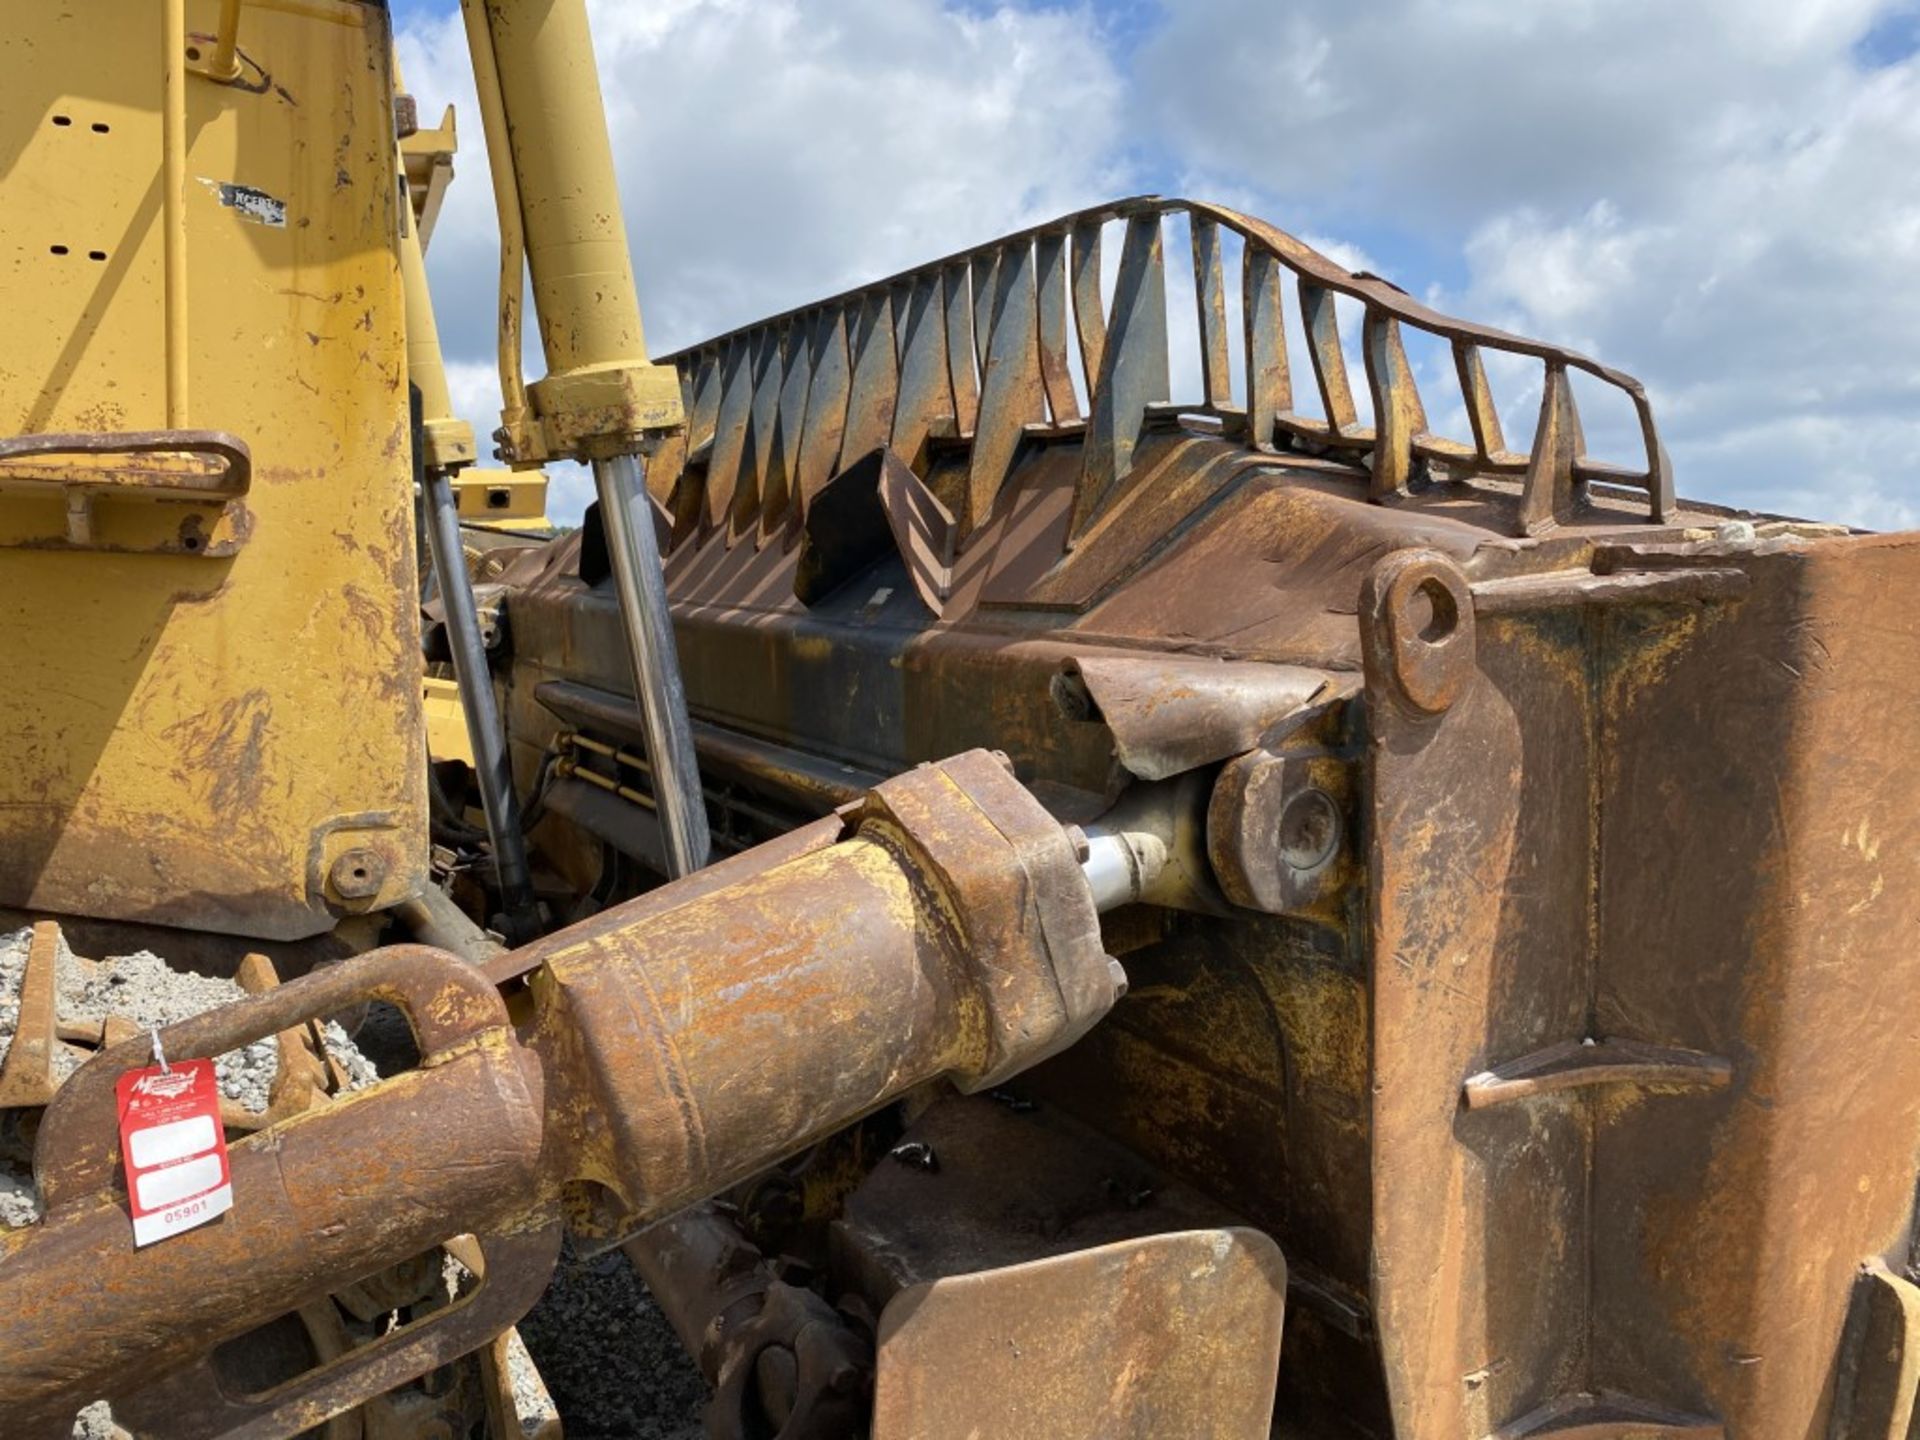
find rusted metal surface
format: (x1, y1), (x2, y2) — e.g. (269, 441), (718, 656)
(627, 1209), (870, 1440)
(1362, 533), (1920, 1438)
(1460, 1038), (1733, 1111)
(2, 946), (553, 1436)
(1468, 565), (1749, 613)
(0, 429), (252, 555)
(0, 428), (251, 486)
(481, 191), (1920, 1438)
(869, 1228), (1287, 1439)
(622, 1207), (785, 1374)
(222, 951), (350, 1134)
(0, 923), (73, 1109)
(832, 1091), (1253, 1301)
(523, 749), (1118, 1240)
(1, 114), (1910, 1437)
(481, 1329), (563, 1440)
(0, 926), (554, 1440)
(0, 751), (1119, 1437)
(709, 1279), (869, 1440)
(795, 446), (956, 613)
(831, 1092), (1377, 1432)
(1829, 1260), (1920, 1440)
(1206, 727), (1354, 920)
(112, 1224), (560, 1440)
(115, 1232), (553, 1440)
(1061, 653), (1327, 781)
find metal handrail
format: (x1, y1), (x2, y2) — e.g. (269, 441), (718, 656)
(656, 196), (1672, 548)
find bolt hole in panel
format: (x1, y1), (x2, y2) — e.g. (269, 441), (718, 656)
(0, 0), (427, 938)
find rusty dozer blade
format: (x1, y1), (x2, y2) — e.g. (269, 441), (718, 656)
(0, 750), (1127, 1439)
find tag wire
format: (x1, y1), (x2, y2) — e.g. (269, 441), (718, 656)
(150, 1026), (170, 1075)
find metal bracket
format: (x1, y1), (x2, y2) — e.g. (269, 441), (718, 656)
(0, 429), (251, 555)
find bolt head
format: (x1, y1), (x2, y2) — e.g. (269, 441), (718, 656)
(1278, 788), (1341, 872)
(328, 847), (386, 901)
(1208, 749), (1347, 914)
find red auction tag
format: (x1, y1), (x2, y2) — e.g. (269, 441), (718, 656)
(115, 1057), (232, 1247)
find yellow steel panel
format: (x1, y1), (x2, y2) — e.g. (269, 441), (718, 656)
(0, 0), (426, 939)
(455, 468), (551, 528)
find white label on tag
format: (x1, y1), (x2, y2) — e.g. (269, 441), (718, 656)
(131, 1178), (233, 1246)
(136, 1153), (225, 1210)
(129, 1114), (218, 1169)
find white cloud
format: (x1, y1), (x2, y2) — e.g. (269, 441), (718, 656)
(440, 359), (499, 443)
(402, 0), (1920, 529)
(1136, 0), (1920, 526)
(399, 0), (1126, 518)
(1445, 56), (1920, 519)
(1463, 202), (1651, 340)
(1133, 0), (1893, 228)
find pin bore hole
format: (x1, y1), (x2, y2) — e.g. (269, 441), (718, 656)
(1407, 577), (1459, 644)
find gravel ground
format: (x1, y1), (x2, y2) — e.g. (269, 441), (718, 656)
(518, 1239), (708, 1440)
(57, 945), (379, 1110)
(0, 927), (378, 1121)
(0, 928), (22, 1060)
(0, 1167), (36, 1229)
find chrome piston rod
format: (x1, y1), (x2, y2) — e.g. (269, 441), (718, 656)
(591, 450), (711, 876)
(421, 467), (538, 923)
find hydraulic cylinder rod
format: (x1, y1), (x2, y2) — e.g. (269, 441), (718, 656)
(591, 451), (711, 875)
(421, 467), (539, 923)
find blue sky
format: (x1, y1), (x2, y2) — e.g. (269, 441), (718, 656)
(398, 0), (1920, 528)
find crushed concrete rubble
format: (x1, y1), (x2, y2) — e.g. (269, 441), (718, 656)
(0, 927), (385, 1234)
